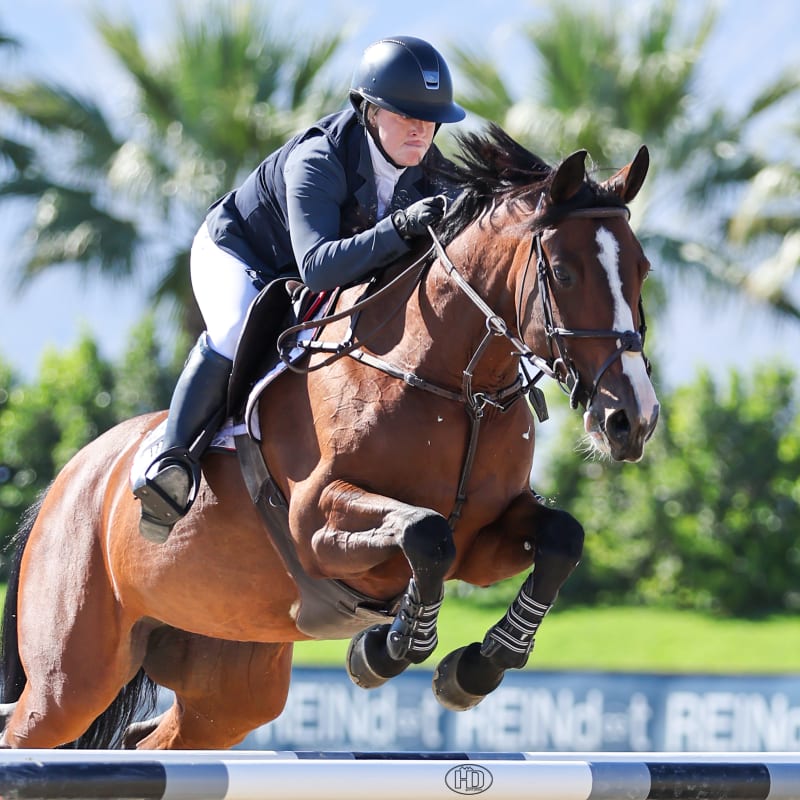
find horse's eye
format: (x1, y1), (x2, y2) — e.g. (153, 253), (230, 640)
(551, 265), (572, 286)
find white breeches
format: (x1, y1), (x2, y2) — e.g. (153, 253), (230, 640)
(190, 222), (261, 360)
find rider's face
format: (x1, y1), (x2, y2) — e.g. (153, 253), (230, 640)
(372, 108), (435, 167)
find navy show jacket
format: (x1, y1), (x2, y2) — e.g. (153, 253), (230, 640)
(205, 108), (457, 292)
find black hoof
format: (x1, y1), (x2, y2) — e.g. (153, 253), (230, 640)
(346, 624), (411, 690)
(432, 643), (504, 712)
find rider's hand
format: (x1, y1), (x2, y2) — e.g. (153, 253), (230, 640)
(392, 196), (445, 240)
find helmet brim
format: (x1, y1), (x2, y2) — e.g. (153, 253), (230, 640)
(352, 89), (466, 124)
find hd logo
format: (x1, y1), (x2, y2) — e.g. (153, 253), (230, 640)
(444, 764), (494, 795)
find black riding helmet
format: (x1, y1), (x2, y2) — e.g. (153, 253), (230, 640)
(349, 35), (465, 124)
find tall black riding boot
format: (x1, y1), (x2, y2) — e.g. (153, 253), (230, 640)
(132, 332), (232, 543)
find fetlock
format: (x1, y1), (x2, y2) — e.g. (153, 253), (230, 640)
(387, 579), (442, 662)
(479, 575), (551, 670)
(479, 630), (534, 670)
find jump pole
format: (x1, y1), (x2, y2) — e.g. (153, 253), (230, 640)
(0, 751), (797, 800)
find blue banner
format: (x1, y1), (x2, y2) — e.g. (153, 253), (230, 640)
(230, 668), (800, 752)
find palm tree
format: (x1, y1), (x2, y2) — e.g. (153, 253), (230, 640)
(452, 0), (800, 322)
(691, 79), (800, 317)
(0, 30), (34, 178)
(0, 4), (344, 336)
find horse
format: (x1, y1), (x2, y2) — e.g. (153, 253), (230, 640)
(0, 124), (658, 749)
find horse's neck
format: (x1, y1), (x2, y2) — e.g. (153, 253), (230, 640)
(407, 250), (521, 393)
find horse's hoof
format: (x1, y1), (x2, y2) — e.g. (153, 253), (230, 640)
(346, 624), (410, 690)
(122, 711), (168, 749)
(432, 644), (498, 712)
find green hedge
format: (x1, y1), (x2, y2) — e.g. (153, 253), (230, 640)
(541, 364), (800, 616)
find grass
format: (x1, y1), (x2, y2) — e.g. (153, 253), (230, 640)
(294, 596), (800, 675)
(1, 583), (796, 674)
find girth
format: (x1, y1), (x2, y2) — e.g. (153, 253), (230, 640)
(235, 431), (396, 639)
(229, 280), (399, 638)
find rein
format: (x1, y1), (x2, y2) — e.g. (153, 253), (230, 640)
(276, 250), (433, 372)
(275, 203), (649, 528)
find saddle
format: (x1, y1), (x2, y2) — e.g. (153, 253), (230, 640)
(227, 278), (322, 422)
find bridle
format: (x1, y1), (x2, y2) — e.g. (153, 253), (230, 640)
(520, 206), (651, 409)
(279, 202), (650, 415)
(425, 203), (650, 414)
(276, 202), (651, 527)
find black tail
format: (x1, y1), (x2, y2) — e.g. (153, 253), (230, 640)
(1, 492), (159, 749)
(72, 669), (159, 750)
(0, 495), (40, 705)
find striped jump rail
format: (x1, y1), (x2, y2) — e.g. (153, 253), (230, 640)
(0, 750), (797, 799)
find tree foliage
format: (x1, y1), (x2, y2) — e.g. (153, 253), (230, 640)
(0, 5), (344, 336)
(0, 319), (177, 573)
(453, 0), (800, 323)
(542, 364), (800, 616)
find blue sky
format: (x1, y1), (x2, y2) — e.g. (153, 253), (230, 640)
(1, 0), (799, 388)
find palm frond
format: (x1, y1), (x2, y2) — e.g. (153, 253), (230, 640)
(0, 135), (35, 172)
(14, 185), (138, 284)
(450, 44), (513, 122)
(0, 82), (120, 170)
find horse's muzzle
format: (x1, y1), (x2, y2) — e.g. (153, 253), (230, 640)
(584, 393), (660, 462)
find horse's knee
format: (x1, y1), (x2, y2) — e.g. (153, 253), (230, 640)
(399, 510), (455, 594)
(531, 510), (584, 599)
(538, 509), (584, 563)
(401, 510), (455, 565)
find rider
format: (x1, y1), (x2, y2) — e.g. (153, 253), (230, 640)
(133, 35), (466, 542)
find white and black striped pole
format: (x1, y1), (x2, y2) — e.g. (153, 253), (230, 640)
(0, 750), (797, 799)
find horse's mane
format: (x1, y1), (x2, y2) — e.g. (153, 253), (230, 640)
(433, 123), (625, 244)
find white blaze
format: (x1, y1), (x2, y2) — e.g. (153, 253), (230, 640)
(594, 227), (659, 422)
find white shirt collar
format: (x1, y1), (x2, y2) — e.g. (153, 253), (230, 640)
(367, 132), (406, 218)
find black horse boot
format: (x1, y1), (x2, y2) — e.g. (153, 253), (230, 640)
(132, 333), (232, 543)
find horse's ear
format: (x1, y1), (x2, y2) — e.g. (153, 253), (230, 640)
(549, 150), (587, 204)
(602, 145), (650, 203)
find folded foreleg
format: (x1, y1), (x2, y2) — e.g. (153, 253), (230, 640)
(310, 481), (455, 688)
(433, 494), (584, 711)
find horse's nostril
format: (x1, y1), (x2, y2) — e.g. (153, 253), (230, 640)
(606, 409), (631, 441)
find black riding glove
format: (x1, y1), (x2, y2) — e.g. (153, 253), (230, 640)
(392, 196), (445, 240)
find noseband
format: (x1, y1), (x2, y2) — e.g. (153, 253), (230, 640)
(517, 206), (651, 409)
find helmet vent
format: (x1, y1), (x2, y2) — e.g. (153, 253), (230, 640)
(422, 69), (440, 90)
